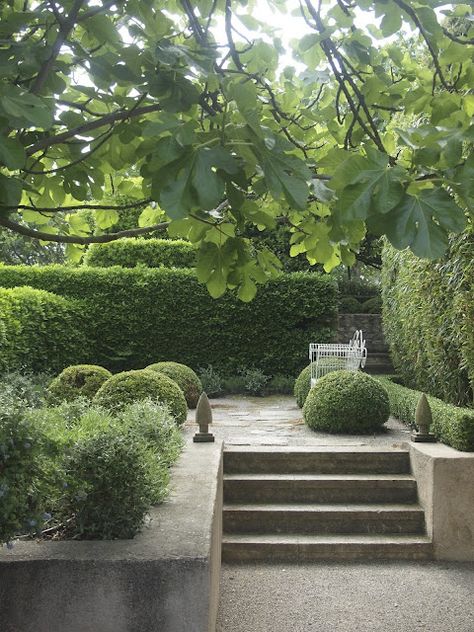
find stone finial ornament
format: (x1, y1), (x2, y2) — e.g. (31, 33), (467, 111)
(411, 393), (436, 443)
(193, 392), (215, 443)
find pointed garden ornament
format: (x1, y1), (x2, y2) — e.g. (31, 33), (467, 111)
(193, 392), (215, 443)
(412, 393), (436, 443)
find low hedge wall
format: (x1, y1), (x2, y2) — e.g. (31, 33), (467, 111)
(0, 266), (337, 375)
(376, 376), (474, 452)
(84, 238), (196, 269)
(0, 286), (89, 374)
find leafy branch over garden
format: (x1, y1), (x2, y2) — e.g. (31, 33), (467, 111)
(0, 0), (472, 299)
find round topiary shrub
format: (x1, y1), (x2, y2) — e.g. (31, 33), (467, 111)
(294, 364), (313, 408)
(93, 369), (187, 425)
(47, 365), (112, 403)
(146, 361), (202, 408)
(339, 296), (362, 313)
(303, 370), (390, 434)
(361, 296), (382, 314)
(294, 358), (349, 408)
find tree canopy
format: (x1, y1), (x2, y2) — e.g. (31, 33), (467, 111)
(0, 0), (472, 299)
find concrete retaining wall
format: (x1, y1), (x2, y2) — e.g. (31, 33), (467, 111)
(410, 442), (474, 561)
(0, 436), (223, 632)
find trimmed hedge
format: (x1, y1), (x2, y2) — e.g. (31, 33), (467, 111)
(0, 266), (338, 375)
(47, 365), (112, 403)
(382, 232), (474, 407)
(0, 286), (89, 374)
(303, 370), (390, 433)
(93, 369), (188, 424)
(147, 361), (202, 408)
(84, 238), (196, 269)
(376, 376), (474, 452)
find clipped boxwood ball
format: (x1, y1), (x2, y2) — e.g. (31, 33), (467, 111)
(303, 370), (390, 434)
(47, 364), (112, 403)
(146, 361), (202, 408)
(93, 369), (187, 425)
(294, 358), (349, 408)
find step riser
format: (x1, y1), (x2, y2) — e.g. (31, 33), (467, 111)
(224, 452), (411, 475)
(222, 542), (433, 562)
(223, 512), (426, 535)
(224, 481), (418, 504)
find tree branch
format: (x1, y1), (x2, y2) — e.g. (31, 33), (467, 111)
(26, 103), (162, 155)
(0, 216), (170, 245)
(30, 0), (85, 95)
(392, 0), (453, 91)
(0, 199), (153, 214)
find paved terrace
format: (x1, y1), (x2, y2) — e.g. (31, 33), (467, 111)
(185, 394), (411, 447)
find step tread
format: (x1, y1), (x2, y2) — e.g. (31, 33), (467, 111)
(223, 503), (424, 514)
(224, 473), (415, 481)
(222, 533), (432, 545)
(223, 446), (409, 454)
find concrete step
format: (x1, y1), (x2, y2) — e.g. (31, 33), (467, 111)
(223, 473), (418, 504)
(223, 447), (410, 475)
(223, 503), (426, 535)
(222, 534), (433, 562)
(364, 352), (394, 375)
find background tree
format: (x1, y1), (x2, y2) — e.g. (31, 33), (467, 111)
(0, 0), (472, 298)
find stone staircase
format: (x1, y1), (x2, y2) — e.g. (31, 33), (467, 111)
(222, 447), (433, 562)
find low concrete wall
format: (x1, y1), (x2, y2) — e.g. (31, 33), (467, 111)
(410, 442), (474, 561)
(0, 435), (223, 632)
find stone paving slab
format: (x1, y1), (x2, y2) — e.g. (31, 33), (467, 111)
(186, 395), (412, 447)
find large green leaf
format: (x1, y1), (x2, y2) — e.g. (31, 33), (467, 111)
(386, 190), (466, 259)
(0, 136), (26, 170)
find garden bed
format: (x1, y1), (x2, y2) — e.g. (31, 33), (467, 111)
(0, 435), (223, 632)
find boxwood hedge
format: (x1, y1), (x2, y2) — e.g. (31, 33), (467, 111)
(0, 266), (337, 375)
(0, 286), (89, 374)
(382, 230), (474, 407)
(376, 376), (474, 452)
(84, 238), (196, 269)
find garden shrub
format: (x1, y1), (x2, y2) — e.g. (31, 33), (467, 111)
(93, 369), (187, 424)
(146, 361), (202, 408)
(338, 297), (362, 313)
(84, 238), (196, 269)
(376, 376), (474, 452)
(238, 367), (269, 396)
(294, 357), (348, 408)
(303, 370), (390, 433)
(0, 286), (89, 374)
(0, 266), (338, 375)
(116, 399), (183, 466)
(0, 371), (50, 409)
(47, 365), (112, 404)
(65, 426), (164, 539)
(264, 374), (295, 395)
(0, 400), (54, 544)
(198, 365), (224, 397)
(382, 231), (474, 407)
(361, 296), (382, 314)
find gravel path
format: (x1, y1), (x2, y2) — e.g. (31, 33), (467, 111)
(217, 561), (474, 632)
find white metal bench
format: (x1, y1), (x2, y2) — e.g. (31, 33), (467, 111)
(309, 330), (367, 386)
